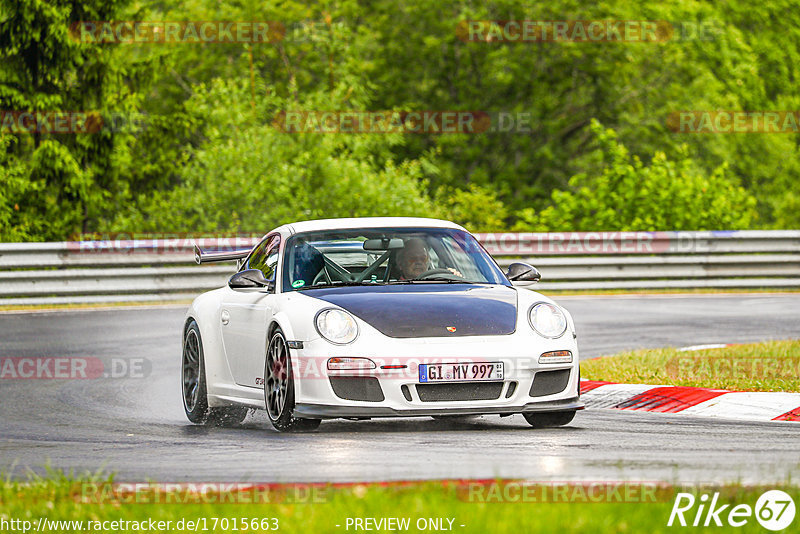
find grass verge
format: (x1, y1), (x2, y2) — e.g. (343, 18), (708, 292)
(1, 475), (797, 533)
(581, 339), (800, 392)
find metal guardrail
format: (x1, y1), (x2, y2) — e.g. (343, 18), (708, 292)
(0, 230), (798, 304)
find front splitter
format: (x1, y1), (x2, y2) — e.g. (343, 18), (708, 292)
(294, 397), (584, 419)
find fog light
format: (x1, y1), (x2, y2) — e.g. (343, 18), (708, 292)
(327, 357), (376, 370)
(538, 350), (573, 364)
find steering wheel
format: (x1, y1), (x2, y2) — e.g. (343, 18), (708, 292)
(416, 268), (464, 280)
(312, 266), (332, 286)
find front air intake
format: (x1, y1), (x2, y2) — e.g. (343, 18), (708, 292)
(329, 376), (385, 402)
(416, 382), (504, 402)
(529, 369), (571, 397)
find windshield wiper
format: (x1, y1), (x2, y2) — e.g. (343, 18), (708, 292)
(387, 277), (475, 284)
(301, 279), (482, 288)
(296, 281), (376, 290)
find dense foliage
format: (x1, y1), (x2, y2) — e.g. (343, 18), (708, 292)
(2, 0), (799, 239)
(516, 120), (758, 231)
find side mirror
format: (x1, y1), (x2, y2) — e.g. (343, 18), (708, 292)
(506, 262), (541, 283)
(229, 269), (275, 292)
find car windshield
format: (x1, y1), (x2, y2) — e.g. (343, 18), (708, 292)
(282, 227), (509, 291)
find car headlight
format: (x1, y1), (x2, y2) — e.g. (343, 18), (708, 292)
(315, 308), (359, 344)
(528, 302), (568, 339)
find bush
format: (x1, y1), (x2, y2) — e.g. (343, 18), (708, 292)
(110, 79), (439, 233)
(433, 183), (509, 232)
(514, 120), (758, 231)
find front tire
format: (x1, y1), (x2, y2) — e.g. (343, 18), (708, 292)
(523, 410), (576, 428)
(264, 329), (321, 432)
(182, 320), (248, 426)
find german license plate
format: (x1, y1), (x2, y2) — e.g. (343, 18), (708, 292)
(419, 362), (504, 383)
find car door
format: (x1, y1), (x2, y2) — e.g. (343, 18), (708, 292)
(220, 234), (281, 387)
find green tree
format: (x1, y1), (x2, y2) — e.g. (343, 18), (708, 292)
(0, 136), (30, 240)
(109, 79), (439, 232)
(0, 0), (146, 239)
(4, 0), (800, 239)
(434, 184), (509, 232)
(515, 121), (757, 231)
(360, 0), (800, 227)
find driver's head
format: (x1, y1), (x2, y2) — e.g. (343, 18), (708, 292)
(397, 237), (429, 279)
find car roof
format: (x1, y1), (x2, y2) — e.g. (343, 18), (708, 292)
(274, 217), (467, 236)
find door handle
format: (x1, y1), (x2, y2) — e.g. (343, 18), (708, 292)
(221, 309), (230, 325)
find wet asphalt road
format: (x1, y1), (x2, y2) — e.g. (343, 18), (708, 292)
(0, 293), (798, 483)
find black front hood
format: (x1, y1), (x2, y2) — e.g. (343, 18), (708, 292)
(304, 284), (517, 338)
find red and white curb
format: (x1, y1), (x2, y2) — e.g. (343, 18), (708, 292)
(580, 380), (800, 423)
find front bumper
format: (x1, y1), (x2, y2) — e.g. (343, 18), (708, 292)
(290, 333), (582, 419)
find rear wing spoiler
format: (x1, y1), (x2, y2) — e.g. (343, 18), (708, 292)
(194, 244), (252, 264)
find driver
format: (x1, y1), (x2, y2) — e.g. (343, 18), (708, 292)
(396, 238), (430, 280)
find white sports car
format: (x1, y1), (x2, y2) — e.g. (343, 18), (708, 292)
(183, 217), (583, 431)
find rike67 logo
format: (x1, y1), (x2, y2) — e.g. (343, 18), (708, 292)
(668, 490), (796, 531)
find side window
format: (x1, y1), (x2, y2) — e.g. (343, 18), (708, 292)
(247, 236), (280, 281)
